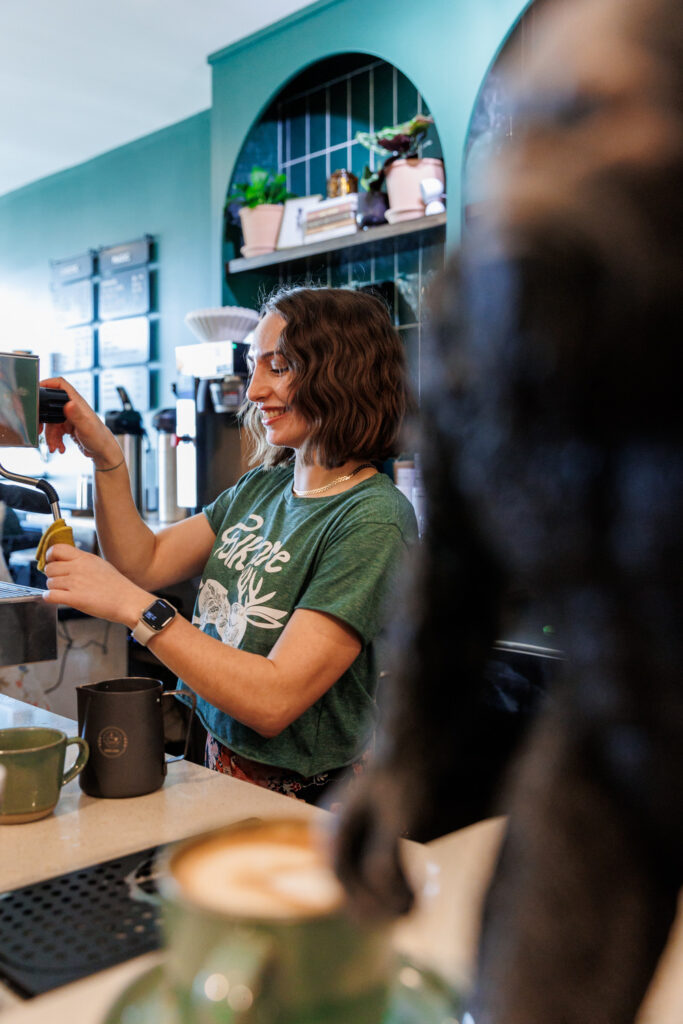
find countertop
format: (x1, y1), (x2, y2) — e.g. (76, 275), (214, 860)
(0, 695), (680, 1024)
(0, 695), (505, 1023)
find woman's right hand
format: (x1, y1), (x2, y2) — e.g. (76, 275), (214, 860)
(39, 377), (123, 469)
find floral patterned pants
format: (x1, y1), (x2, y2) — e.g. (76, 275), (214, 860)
(205, 734), (369, 806)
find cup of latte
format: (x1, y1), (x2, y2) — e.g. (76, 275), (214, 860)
(159, 817), (393, 1024)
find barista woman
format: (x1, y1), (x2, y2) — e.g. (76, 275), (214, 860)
(41, 287), (417, 801)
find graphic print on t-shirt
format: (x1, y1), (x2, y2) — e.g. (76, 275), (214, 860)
(193, 513), (290, 647)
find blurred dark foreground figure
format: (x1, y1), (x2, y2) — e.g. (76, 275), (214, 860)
(334, 0), (683, 1021)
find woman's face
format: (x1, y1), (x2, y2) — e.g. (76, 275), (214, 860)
(246, 312), (310, 451)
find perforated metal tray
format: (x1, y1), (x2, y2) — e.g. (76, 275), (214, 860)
(0, 846), (164, 998)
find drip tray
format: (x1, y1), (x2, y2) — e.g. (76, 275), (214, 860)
(0, 846), (166, 998)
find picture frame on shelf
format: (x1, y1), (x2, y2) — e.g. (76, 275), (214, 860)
(276, 195), (323, 250)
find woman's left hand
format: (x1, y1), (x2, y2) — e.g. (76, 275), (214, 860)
(42, 544), (151, 626)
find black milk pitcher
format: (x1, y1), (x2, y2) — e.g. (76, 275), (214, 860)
(76, 678), (196, 799)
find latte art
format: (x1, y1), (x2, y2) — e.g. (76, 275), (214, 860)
(173, 820), (344, 919)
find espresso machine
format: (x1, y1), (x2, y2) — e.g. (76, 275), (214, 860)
(0, 351), (69, 666)
(175, 307), (258, 510)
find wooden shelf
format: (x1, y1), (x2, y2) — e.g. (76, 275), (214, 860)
(225, 212), (447, 275)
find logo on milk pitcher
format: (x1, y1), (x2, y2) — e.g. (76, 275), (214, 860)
(97, 726), (128, 758)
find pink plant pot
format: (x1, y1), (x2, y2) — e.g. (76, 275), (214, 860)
(239, 204), (285, 257)
(384, 158), (445, 220)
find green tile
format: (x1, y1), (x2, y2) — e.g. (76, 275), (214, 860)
(396, 248), (420, 325)
(289, 161), (307, 198)
(329, 81), (349, 148)
(308, 154), (328, 198)
(399, 324), (420, 401)
(420, 269), (442, 325)
(351, 143), (370, 185)
(396, 71), (418, 126)
(397, 246), (419, 277)
(360, 279), (395, 322)
(330, 257), (351, 288)
(420, 238), (446, 277)
(349, 258), (372, 286)
(309, 89), (327, 154)
(302, 255), (330, 288)
(396, 277), (420, 326)
(372, 252), (394, 287)
(350, 71), (370, 139)
(232, 120), (279, 183)
(420, 269), (441, 326)
(288, 97), (307, 162)
(372, 63), (394, 134)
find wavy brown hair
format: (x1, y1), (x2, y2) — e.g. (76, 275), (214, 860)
(240, 286), (410, 468)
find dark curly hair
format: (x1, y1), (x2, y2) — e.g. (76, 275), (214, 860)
(240, 286), (410, 468)
(335, 0), (683, 1021)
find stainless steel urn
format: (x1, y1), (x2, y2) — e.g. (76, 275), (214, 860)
(152, 408), (185, 524)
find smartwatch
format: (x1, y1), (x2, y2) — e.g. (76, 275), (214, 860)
(132, 598), (177, 646)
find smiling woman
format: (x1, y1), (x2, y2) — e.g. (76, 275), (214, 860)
(244, 311), (311, 454)
(241, 287), (410, 474)
(40, 285), (417, 803)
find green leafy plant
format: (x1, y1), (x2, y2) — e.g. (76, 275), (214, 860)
(356, 114), (434, 161)
(359, 164), (383, 193)
(225, 166), (296, 209)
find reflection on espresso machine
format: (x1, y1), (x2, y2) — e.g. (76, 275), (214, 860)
(175, 341), (251, 511)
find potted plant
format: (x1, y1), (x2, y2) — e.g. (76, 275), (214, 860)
(355, 114), (444, 222)
(225, 166), (296, 257)
(356, 165), (389, 229)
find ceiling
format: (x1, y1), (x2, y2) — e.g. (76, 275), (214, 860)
(0, 0), (320, 199)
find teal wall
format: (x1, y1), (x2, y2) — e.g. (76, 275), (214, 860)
(0, 0), (529, 381)
(209, 0), (529, 303)
(0, 111), (212, 409)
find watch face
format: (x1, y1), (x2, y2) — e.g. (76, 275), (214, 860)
(141, 599), (175, 631)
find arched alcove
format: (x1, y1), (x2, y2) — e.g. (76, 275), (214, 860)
(463, 0), (569, 220)
(226, 54), (443, 220)
(223, 53), (446, 400)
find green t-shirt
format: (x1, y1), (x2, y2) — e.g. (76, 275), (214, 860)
(177, 465), (417, 776)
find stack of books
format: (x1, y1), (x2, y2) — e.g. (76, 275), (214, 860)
(303, 195), (358, 243)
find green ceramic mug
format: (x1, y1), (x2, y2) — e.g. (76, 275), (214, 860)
(159, 818), (394, 1024)
(0, 726), (89, 824)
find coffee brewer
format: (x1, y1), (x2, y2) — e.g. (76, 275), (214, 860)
(175, 306), (258, 511)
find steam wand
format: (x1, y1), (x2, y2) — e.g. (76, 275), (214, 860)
(0, 463), (61, 521)
(0, 384), (71, 520)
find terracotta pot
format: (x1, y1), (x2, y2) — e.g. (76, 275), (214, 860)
(384, 157), (445, 222)
(238, 204), (285, 257)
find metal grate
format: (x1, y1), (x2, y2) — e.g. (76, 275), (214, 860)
(0, 846), (164, 998)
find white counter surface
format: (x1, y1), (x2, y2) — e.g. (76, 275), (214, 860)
(0, 695), (680, 1024)
(0, 695), (506, 1023)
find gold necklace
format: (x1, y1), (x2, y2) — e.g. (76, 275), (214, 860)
(293, 463), (375, 497)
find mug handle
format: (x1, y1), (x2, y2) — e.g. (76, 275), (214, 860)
(162, 691), (197, 764)
(62, 737), (90, 786)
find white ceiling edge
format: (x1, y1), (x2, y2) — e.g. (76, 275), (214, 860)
(0, 0), (320, 199)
